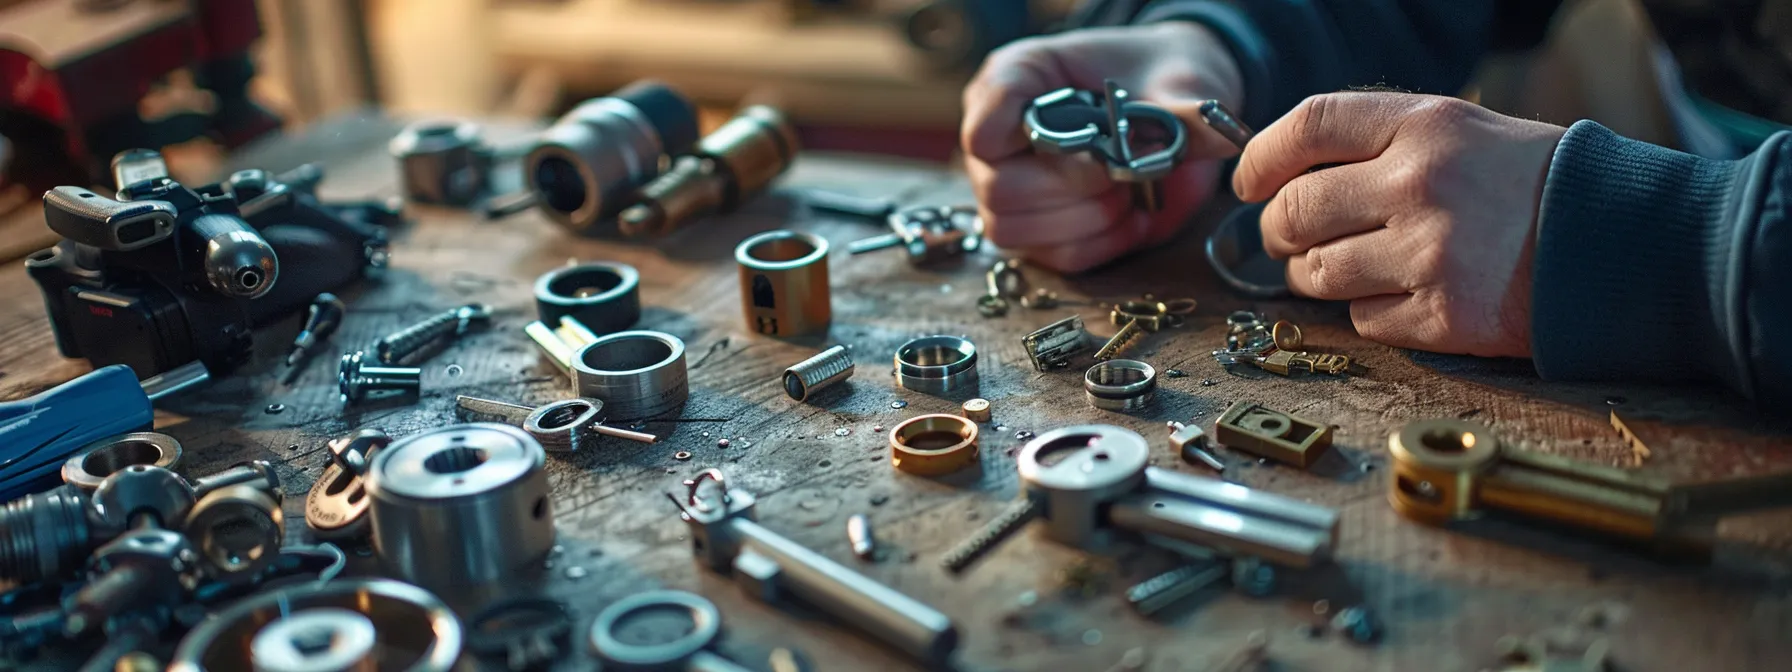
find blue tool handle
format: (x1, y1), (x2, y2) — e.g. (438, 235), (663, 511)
(0, 365), (153, 500)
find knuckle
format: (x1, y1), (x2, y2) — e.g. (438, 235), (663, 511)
(1410, 96), (1477, 129)
(1306, 246), (1355, 298)
(1289, 94), (1336, 145)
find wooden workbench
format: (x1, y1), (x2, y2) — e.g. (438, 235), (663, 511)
(3, 115), (1789, 671)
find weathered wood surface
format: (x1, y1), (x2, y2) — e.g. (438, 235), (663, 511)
(3, 115), (1790, 671)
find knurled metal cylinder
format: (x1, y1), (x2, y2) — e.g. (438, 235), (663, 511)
(366, 424), (554, 593)
(782, 345), (855, 401)
(1084, 359), (1156, 412)
(736, 230), (831, 337)
(572, 331), (689, 420)
(0, 488), (93, 584)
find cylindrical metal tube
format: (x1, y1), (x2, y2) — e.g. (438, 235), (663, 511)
(1084, 359), (1156, 412)
(572, 331), (689, 420)
(782, 345), (855, 401)
(736, 230), (831, 337)
(894, 336), (978, 396)
(365, 424), (554, 592)
(523, 399), (604, 452)
(534, 263), (641, 335)
(730, 518), (959, 665)
(524, 82), (700, 235)
(390, 119), (490, 206)
(0, 488), (93, 584)
(62, 432), (183, 492)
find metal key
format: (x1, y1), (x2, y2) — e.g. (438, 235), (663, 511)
(1024, 80), (1188, 211)
(587, 590), (753, 672)
(848, 205), (984, 264)
(669, 470), (959, 666)
(1389, 419), (1792, 556)
(456, 395), (658, 443)
(1017, 425), (1340, 568)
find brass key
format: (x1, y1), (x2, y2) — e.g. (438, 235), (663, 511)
(1258, 350), (1350, 376)
(1388, 419), (1792, 557)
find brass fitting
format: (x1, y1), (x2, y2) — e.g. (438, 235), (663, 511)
(619, 105), (799, 238)
(736, 230), (831, 337)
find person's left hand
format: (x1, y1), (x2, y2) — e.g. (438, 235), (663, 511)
(1232, 92), (1567, 358)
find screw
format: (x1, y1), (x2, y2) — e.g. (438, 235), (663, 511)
(373, 303), (492, 365)
(940, 499), (1039, 573)
(338, 351), (422, 404)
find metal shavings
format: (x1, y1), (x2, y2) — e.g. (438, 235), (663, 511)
(1014, 430), (1036, 441)
(891, 401), (909, 409)
(1201, 378), (1219, 386)
(835, 428), (852, 437)
(264, 404), (285, 414)
(1165, 369), (1188, 378)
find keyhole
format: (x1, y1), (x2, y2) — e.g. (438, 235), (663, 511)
(751, 275), (776, 308)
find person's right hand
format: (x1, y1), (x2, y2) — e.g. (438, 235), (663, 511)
(962, 22), (1246, 272)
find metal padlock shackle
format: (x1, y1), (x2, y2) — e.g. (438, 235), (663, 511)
(1023, 82), (1189, 183)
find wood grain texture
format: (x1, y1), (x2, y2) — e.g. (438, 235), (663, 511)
(3, 115), (1789, 671)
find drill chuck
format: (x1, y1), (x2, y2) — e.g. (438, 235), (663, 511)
(188, 213), (278, 299)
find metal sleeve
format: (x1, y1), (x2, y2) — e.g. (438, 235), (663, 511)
(736, 230), (831, 337)
(572, 331), (689, 420)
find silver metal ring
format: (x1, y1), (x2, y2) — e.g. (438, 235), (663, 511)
(249, 608), (377, 672)
(186, 484), (284, 585)
(524, 398), (603, 452)
(587, 590), (721, 667)
(894, 336), (978, 396)
(573, 331), (689, 420)
(168, 579), (461, 672)
(365, 424), (554, 592)
(1084, 359), (1157, 412)
(63, 432), (182, 492)
(535, 262), (641, 335)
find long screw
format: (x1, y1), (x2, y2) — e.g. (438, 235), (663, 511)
(338, 352), (421, 404)
(374, 303), (492, 365)
(939, 498), (1038, 573)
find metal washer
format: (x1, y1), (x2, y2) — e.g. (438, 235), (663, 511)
(587, 590), (721, 668)
(535, 262), (642, 335)
(63, 432), (182, 492)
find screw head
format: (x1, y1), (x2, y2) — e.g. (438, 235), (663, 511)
(338, 351), (366, 402)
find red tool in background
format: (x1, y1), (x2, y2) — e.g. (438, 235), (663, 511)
(0, 0), (281, 194)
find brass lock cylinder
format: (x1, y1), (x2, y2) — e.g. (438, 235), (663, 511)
(620, 105), (799, 238)
(736, 230), (831, 337)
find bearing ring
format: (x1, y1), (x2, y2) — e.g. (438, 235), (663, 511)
(365, 424), (554, 592)
(572, 331), (689, 420)
(168, 579), (461, 672)
(535, 262), (642, 335)
(894, 336), (979, 396)
(889, 414), (980, 476)
(524, 398), (604, 452)
(1084, 359), (1157, 412)
(736, 230), (831, 337)
(63, 432), (182, 492)
(186, 484), (284, 585)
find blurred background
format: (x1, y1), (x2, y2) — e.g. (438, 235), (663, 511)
(0, 0), (1787, 259)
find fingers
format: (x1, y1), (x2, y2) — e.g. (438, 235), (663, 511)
(1348, 293), (1445, 351)
(980, 186), (1130, 248)
(1284, 229), (1418, 300)
(969, 153), (1113, 216)
(1258, 161), (1395, 258)
(963, 38), (1081, 163)
(1233, 92), (1423, 202)
(1014, 207), (1151, 272)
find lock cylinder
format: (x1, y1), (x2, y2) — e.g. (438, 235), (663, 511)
(735, 230), (830, 338)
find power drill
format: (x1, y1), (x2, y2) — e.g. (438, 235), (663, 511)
(26, 150), (396, 379)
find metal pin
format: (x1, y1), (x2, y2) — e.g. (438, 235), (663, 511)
(525, 321), (577, 373)
(456, 394), (659, 444)
(1197, 100), (1255, 149)
(847, 514), (876, 560)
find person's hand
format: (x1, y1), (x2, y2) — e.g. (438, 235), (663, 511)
(1233, 92), (1567, 357)
(962, 22), (1246, 272)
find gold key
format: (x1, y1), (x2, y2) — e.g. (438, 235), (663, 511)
(1094, 319), (1144, 360)
(1388, 418), (1792, 558)
(1258, 350), (1351, 376)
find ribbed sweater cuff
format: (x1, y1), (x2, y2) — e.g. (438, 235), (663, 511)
(1134, 0), (1273, 130)
(1531, 120), (1749, 389)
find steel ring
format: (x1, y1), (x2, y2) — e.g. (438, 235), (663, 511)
(894, 336), (978, 396)
(169, 579), (461, 672)
(524, 398), (604, 452)
(572, 331), (689, 420)
(1084, 359), (1157, 412)
(63, 432), (182, 492)
(187, 484), (284, 585)
(535, 262), (642, 335)
(889, 414), (980, 476)
(588, 590), (720, 667)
